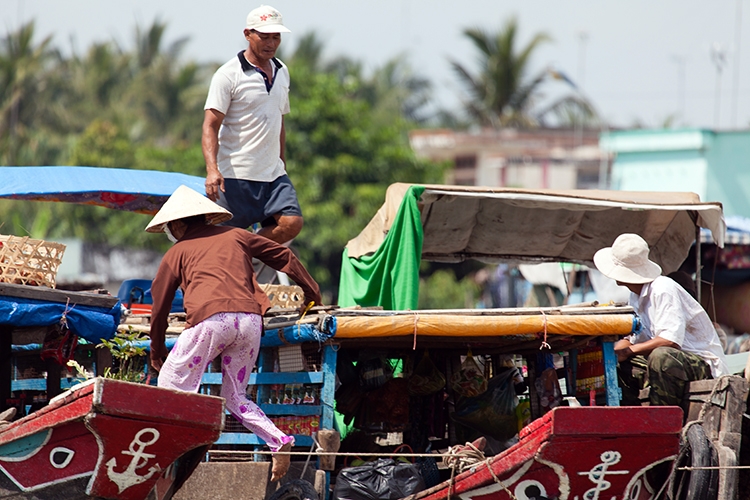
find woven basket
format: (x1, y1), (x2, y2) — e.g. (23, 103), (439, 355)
(260, 284), (304, 309)
(0, 235), (66, 288)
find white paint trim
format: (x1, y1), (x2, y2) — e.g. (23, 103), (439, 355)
(459, 459), (534, 499)
(50, 447), (75, 469)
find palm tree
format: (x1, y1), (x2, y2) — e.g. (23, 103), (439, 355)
(0, 22), (58, 164)
(449, 17), (551, 128)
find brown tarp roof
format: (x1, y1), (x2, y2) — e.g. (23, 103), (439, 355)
(346, 183), (725, 276)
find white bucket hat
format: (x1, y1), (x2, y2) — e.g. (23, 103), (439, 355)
(593, 233), (662, 284)
(145, 185), (232, 233)
(246, 5), (291, 33)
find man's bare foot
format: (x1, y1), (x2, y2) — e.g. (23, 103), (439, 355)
(270, 442), (292, 482)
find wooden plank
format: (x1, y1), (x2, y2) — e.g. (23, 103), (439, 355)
(12, 378), (82, 392)
(258, 404), (321, 416)
(215, 433), (313, 447)
(201, 371), (324, 386)
(95, 378), (224, 429)
(0, 282), (118, 308)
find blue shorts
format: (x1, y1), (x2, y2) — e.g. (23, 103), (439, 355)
(217, 175), (302, 229)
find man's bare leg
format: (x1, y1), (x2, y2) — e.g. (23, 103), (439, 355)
(257, 214), (303, 245)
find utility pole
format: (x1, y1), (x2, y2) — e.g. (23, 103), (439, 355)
(671, 55), (686, 124)
(711, 43), (728, 130)
(576, 31), (589, 148)
(731, 0), (743, 128)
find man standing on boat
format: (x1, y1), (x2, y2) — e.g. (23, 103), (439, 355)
(593, 233), (729, 409)
(202, 5), (303, 245)
(145, 185), (322, 481)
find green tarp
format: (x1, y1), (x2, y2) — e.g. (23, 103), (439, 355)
(338, 186), (425, 310)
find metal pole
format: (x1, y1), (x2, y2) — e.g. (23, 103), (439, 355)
(731, 0), (743, 128)
(695, 224), (702, 304)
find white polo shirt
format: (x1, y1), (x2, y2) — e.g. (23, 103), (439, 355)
(628, 276), (729, 378)
(205, 52), (290, 182)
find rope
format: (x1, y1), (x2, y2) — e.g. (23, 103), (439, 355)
(539, 310), (550, 350)
(295, 301), (315, 339)
(208, 450), (453, 458)
(60, 297), (75, 329)
(439, 441), (518, 500)
(485, 458), (519, 500)
(299, 432), (321, 480)
(443, 441), (486, 472)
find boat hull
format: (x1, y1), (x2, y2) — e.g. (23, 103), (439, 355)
(409, 406), (683, 500)
(0, 378), (224, 499)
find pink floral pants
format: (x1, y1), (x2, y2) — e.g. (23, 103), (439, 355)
(157, 312), (293, 451)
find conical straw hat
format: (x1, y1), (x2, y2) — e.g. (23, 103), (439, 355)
(145, 185), (233, 233)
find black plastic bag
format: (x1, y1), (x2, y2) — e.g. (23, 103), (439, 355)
(333, 458), (426, 500)
(452, 368), (519, 442)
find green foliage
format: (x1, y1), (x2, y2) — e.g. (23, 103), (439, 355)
(450, 17), (551, 128)
(97, 329), (148, 383)
(285, 64), (445, 294)
(418, 269), (481, 310)
(0, 20), (447, 298)
(68, 121), (136, 168)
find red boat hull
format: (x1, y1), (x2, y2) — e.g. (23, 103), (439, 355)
(411, 406), (683, 500)
(0, 378), (224, 499)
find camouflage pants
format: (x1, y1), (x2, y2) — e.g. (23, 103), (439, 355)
(618, 346), (712, 408)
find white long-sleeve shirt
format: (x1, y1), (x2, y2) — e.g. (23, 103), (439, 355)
(628, 276), (729, 378)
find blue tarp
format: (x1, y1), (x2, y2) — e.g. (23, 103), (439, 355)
(0, 296), (121, 344)
(0, 166), (205, 214)
(261, 316), (337, 347)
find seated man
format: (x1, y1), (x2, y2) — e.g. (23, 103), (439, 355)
(593, 233), (729, 408)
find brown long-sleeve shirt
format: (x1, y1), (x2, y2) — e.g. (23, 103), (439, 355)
(149, 224), (322, 361)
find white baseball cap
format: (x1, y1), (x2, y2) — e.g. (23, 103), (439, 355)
(145, 185), (232, 233)
(593, 233), (662, 284)
(246, 5), (291, 33)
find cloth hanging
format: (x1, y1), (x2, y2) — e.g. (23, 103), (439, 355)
(338, 186), (425, 310)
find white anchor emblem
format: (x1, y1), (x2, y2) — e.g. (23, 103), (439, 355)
(106, 427), (162, 493)
(575, 451), (630, 500)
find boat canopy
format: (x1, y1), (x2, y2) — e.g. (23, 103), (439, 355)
(0, 166), (205, 214)
(339, 183), (725, 310)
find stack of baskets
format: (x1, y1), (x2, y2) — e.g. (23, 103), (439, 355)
(260, 283), (304, 309)
(0, 235), (66, 288)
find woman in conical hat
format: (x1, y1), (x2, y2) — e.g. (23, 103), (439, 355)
(146, 185), (322, 481)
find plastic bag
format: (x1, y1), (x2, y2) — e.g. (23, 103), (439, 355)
(408, 351), (446, 396)
(450, 349), (487, 397)
(536, 367), (562, 414)
(452, 368), (519, 442)
(333, 458), (426, 500)
(40, 323), (78, 365)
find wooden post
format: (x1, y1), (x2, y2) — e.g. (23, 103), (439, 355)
(0, 326), (12, 411)
(95, 344), (112, 377)
(601, 340), (621, 406)
(45, 358), (62, 401)
(527, 359), (540, 419)
(320, 344), (337, 431)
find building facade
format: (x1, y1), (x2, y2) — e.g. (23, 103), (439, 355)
(409, 127), (610, 190)
(600, 128), (750, 218)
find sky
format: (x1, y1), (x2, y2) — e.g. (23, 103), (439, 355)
(3, 0), (750, 130)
